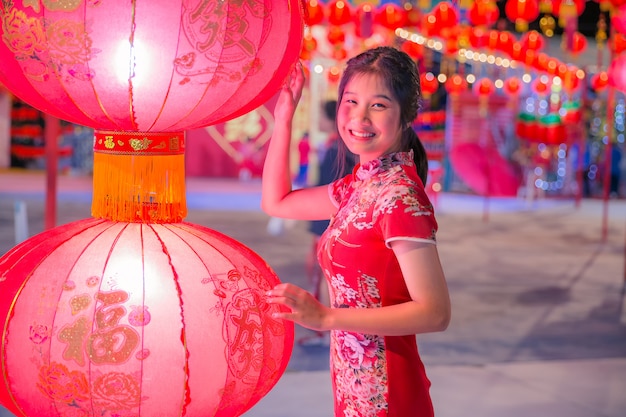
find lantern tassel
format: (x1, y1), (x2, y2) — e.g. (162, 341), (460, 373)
(92, 131), (187, 223)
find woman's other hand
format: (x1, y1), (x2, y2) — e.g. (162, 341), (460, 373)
(267, 282), (330, 332)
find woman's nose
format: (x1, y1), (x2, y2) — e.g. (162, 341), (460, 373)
(351, 105), (370, 123)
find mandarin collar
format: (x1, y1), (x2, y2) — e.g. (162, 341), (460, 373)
(354, 150), (414, 181)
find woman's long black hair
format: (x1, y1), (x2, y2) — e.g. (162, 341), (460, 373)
(336, 46), (429, 185)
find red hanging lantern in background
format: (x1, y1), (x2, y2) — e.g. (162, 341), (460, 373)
(467, 0), (500, 27)
(561, 66), (582, 93)
(469, 27), (490, 49)
(473, 77), (495, 117)
(0, 1), (303, 415)
(520, 30), (545, 52)
(533, 77), (551, 95)
(564, 31), (588, 54)
(401, 40), (425, 60)
(504, 77), (522, 96)
(420, 72), (440, 100)
(300, 31), (319, 61)
(505, 0), (540, 32)
(428, 1), (458, 37)
(374, 3), (408, 31)
(503, 77), (522, 111)
(591, 71), (610, 92)
(327, 0), (352, 26)
(354, 3), (374, 39)
(305, 0), (325, 26)
(445, 74), (468, 113)
(497, 30), (516, 56)
(608, 53), (626, 93)
(611, 32), (626, 55)
(612, 5), (626, 34)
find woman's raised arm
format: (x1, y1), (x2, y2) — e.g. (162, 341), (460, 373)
(261, 62), (337, 220)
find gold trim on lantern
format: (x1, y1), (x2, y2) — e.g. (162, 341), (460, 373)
(92, 131), (187, 223)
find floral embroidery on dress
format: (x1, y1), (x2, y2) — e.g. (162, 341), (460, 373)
(322, 151), (437, 416)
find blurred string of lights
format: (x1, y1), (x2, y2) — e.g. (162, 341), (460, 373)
(395, 27), (584, 97)
(395, 26), (624, 194)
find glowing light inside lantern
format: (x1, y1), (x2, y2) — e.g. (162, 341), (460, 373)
(115, 39), (153, 88)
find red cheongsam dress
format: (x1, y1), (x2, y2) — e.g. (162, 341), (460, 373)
(317, 151), (438, 417)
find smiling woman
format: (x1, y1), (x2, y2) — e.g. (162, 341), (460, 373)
(262, 46), (451, 417)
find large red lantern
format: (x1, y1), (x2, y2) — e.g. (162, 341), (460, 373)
(0, 1), (303, 132)
(0, 0), (302, 415)
(0, 219), (293, 417)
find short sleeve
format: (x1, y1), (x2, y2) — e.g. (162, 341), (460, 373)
(374, 176), (437, 248)
(329, 174), (352, 208)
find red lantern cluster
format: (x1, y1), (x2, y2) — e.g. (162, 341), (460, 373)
(0, 1), (303, 416)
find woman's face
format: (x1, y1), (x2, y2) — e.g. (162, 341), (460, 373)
(336, 73), (403, 164)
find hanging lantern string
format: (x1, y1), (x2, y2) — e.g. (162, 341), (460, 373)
(92, 131), (187, 223)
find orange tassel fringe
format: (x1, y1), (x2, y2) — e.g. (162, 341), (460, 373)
(91, 131), (187, 223)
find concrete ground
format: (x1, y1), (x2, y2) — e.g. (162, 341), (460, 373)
(1, 169), (625, 417)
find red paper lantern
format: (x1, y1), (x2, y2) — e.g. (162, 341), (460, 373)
(469, 27), (489, 49)
(473, 78), (494, 117)
(467, 0), (500, 27)
(0, 0), (303, 131)
(520, 30), (545, 52)
(445, 74), (468, 113)
(613, 6), (626, 34)
(354, 3), (374, 39)
(327, 25), (346, 46)
(611, 32), (626, 54)
(608, 53), (626, 93)
(0, 1), (303, 415)
(566, 31), (588, 54)
(401, 40), (424, 59)
(427, 1), (458, 37)
(591, 71), (609, 91)
(0, 219), (293, 416)
(561, 66), (582, 92)
(420, 72), (440, 98)
(300, 31), (318, 61)
(305, 0), (325, 26)
(505, 0), (540, 32)
(497, 30), (516, 56)
(327, 0), (352, 26)
(445, 74), (468, 94)
(374, 3), (408, 30)
(504, 77), (522, 95)
(533, 78), (550, 95)
(420, 12), (438, 37)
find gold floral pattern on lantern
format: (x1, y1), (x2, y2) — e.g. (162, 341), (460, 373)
(1, 8), (46, 57)
(37, 362), (90, 404)
(92, 371), (143, 410)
